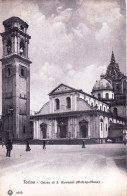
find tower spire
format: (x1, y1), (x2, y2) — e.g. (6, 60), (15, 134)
(110, 50), (115, 63)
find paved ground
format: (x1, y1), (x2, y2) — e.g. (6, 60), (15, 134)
(0, 144), (127, 196)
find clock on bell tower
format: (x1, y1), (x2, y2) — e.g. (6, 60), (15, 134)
(0, 17), (32, 142)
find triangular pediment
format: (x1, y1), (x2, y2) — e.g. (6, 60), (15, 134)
(79, 119), (88, 124)
(49, 83), (77, 95)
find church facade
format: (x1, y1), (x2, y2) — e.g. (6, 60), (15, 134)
(32, 52), (126, 143)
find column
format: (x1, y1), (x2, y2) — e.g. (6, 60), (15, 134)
(33, 120), (36, 139)
(12, 36), (15, 53)
(74, 118), (77, 138)
(54, 120), (57, 139)
(88, 119), (90, 138)
(25, 38), (28, 58)
(37, 120), (40, 139)
(17, 35), (20, 54)
(14, 36), (17, 54)
(75, 95), (77, 111)
(2, 38), (6, 56)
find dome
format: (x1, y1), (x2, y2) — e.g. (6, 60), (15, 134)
(92, 79), (113, 92)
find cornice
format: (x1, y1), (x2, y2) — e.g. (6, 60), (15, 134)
(0, 27), (31, 39)
(0, 54), (32, 64)
(30, 110), (125, 122)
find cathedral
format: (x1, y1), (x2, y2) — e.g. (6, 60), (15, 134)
(0, 17), (126, 143)
(32, 51), (126, 143)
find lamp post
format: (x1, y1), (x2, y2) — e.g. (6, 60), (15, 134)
(123, 130), (127, 145)
(8, 108), (14, 142)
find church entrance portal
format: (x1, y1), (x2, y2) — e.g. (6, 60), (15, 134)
(57, 118), (68, 138)
(79, 120), (88, 138)
(40, 123), (47, 139)
(60, 125), (66, 138)
(80, 125), (88, 138)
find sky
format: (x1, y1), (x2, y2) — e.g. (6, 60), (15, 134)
(0, 0), (126, 114)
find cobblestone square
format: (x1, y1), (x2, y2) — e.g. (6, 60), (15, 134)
(0, 143), (127, 196)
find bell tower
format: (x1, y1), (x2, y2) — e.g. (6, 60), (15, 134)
(0, 17), (32, 141)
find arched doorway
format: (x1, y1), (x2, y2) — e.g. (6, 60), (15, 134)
(80, 125), (88, 138)
(57, 118), (68, 138)
(60, 124), (66, 138)
(40, 123), (47, 139)
(79, 120), (88, 138)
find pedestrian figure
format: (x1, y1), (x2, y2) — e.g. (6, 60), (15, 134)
(124, 141), (126, 145)
(2, 141), (4, 147)
(52, 140), (54, 145)
(26, 140), (31, 151)
(6, 139), (12, 157)
(82, 140), (85, 148)
(43, 140), (46, 150)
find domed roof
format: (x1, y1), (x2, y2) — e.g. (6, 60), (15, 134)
(92, 79), (113, 92)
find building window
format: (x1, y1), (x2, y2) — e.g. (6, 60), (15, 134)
(101, 123), (103, 131)
(91, 102), (93, 107)
(20, 41), (25, 55)
(113, 107), (118, 116)
(7, 67), (11, 76)
(100, 119), (103, 131)
(104, 107), (106, 112)
(66, 97), (71, 109)
(116, 84), (120, 93)
(100, 106), (102, 110)
(7, 24), (11, 29)
(23, 125), (26, 133)
(21, 68), (24, 77)
(106, 93), (109, 99)
(123, 80), (126, 94)
(7, 40), (12, 54)
(98, 93), (101, 99)
(20, 25), (24, 31)
(55, 99), (60, 110)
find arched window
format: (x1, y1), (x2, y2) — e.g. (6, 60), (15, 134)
(7, 40), (12, 54)
(21, 68), (24, 77)
(7, 67), (11, 76)
(106, 93), (109, 99)
(55, 99), (60, 110)
(116, 84), (120, 93)
(104, 107), (106, 112)
(113, 107), (118, 116)
(20, 41), (25, 55)
(98, 93), (101, 99)
(100, 106), (102, 110)
(95, 104), (98, 109)
(20, 25), (24, 31)
(123, 80), (126, 94)
(100, 119), (103, 131)
(66, 97), (71, 109)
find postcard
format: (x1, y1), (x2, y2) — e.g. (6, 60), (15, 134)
(0, 0), (127, 196)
